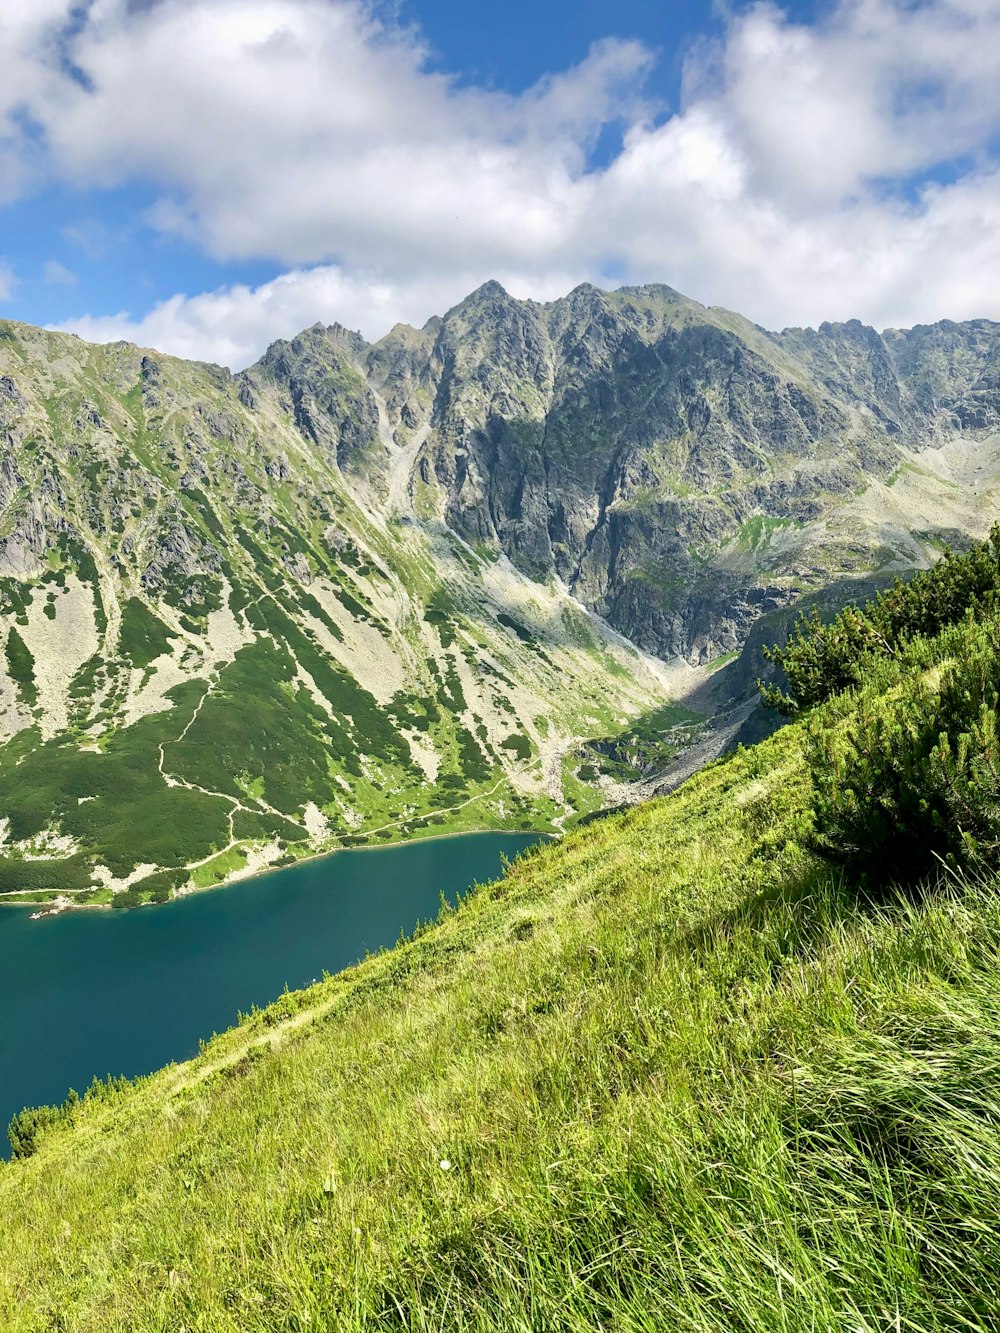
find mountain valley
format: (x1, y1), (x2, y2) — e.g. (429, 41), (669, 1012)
(1, 281), (999, 907)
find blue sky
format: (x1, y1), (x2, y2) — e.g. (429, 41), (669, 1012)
(410, 0), (728, 97)
(1, 0), (999, 367)
(5, 0), (739, 328)
(2, 182), (278, 331)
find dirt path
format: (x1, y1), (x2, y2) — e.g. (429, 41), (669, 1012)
(361, 778), (508, 841)
(156, 677), (288, 874)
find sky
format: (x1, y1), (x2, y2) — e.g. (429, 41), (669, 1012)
(1, 0), (1000, 368)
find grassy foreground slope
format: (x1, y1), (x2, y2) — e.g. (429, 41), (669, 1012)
(4, 693), (1000, 1329)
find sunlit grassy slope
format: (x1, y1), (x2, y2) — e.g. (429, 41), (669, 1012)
(3, 703), (1000, 1330)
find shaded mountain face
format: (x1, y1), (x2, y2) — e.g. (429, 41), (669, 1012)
(248, 283), (1000, 662)
(0, 282), (998, 906)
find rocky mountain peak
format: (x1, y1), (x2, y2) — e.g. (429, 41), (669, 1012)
(257, 321), (370, 374)
(349, 282), (1000, 660)
(459, 278), (513, 305)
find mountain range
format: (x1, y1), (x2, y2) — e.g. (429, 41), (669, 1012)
(2, 280), (999, 906)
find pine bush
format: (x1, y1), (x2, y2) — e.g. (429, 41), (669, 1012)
(808, 619), (1000, 886)
(761, 526), (1000, 714)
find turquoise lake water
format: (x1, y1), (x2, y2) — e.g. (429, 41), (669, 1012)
(0, 831), (541, 1157)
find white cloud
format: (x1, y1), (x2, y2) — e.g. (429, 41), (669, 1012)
(41, 1), (649, 270)
(8, 0), (1000, 363)
(690, 0), (1000, 206)
(0, 1), (71, 203)
(53, 263), (587, 368)
(42, 258), (76, 286)
(0, 262), (16, 303)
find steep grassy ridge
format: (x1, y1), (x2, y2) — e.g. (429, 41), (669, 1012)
(4, 671), (1000, 1328)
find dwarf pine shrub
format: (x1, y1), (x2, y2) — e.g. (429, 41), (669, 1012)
(761, 524), (1000, 714)
(808, 618), (1000, 885)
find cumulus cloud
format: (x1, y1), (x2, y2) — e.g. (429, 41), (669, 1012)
(42, 1), (651, 270)
(691, 0), (1000, 206)
(0, 1), (71, 203)
(3, 0), (1000, 363)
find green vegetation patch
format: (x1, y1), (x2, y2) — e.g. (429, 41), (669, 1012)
(112, 867), (189, 910)
(4, 627), (36, 706)
(731, 513), (801, 553)
(191, 846), (248, 889)
(580, 700), (706, 781)
(761, 526), (1000, 714)
(454, 726), (492, 782)
(496, 611), (537, 647)
(806, 614), (1000, 889)
(0, 855), (95, 897)
(500, 733), (532, 761)
(118, 597), (177, 669)
(296, 590), (344, 643)
(386, 691), (440, 735)
(181, 487), (229, 544)
(166, 638), (349, 814)
(162, 573), (223, 620)
(0, 697), (231, 875)
(423, 588), (458, 647)
(243, 596), (412, 773)
(233, 808), (307, 844)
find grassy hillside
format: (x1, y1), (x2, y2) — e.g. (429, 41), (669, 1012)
(5, 619), (1000, 1329)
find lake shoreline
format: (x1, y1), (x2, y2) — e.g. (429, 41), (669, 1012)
(2, 823), (560, 917)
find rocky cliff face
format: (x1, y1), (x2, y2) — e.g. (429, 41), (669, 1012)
(286, 281), (1000, 662)
(228, 284), (1000, 667)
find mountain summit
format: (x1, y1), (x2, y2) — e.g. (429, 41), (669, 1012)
(244, 283), (1000, 659)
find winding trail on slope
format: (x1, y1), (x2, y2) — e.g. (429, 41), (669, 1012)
(360, 778), (508, 841)
(155, 676), (293, 875)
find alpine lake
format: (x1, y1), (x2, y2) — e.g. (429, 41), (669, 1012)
(0, 831), (542, 1157)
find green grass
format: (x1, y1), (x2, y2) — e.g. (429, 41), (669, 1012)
(118, 596), (176, 669)
(4, 627), (36, 706)
(6, 699), (1000, 1327)
(730, 513), (801, 553)
(190, 845), (249, 889)
(708, 647), (739, 670)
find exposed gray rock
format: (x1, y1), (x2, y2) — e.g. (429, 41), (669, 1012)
(325, 283), (1000, 661)
(3, 285), (998, 681)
